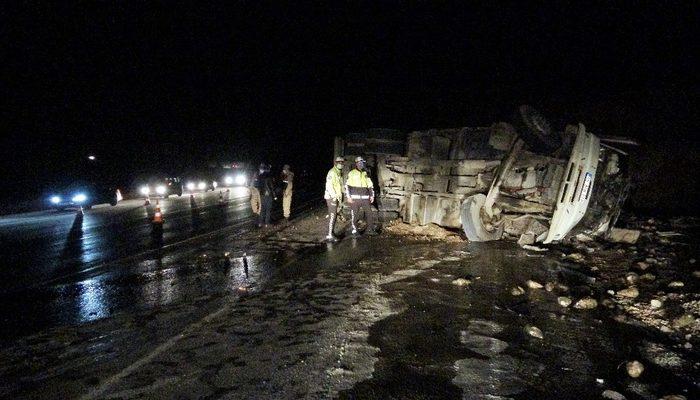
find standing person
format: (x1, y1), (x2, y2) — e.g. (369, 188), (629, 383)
(324, 157), (345, 242)
(255, 164), (275, 227)
(345, 156), (378, 236)
(249, 163), (265, 216)
(281, 164), (294, 223)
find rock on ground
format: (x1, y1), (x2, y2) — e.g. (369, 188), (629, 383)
(574, 297), (598, 309)
(625, 360), (644, 378)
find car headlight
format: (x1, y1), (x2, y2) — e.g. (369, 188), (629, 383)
(72, 193), (87, 203)
(139, 186), (150, 196)
(155, 185), (166, 195)
(235, 175), (247, 185)
(212, 181), (218, 188)
(197, 181), (206, 190)
(50, 196), (61, 204)
(224, 176), (234, 185)
(186, 182), (195, 191)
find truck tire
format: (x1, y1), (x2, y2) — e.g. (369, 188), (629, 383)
(515, 105), (561, 153)
(460, 194), (503, 242)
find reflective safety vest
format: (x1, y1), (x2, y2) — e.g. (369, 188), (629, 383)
(345, 168), (374, 199)
(325, 167), (343, 200)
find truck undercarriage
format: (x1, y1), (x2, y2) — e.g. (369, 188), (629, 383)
(336, 107), (631, 244)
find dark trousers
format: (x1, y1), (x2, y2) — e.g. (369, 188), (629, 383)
(349, 199), (375, 232)
(259, 195), (273, 226)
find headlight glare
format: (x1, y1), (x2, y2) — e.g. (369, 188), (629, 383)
(50, 196), (61, 204)
(155, 185), (166, 195)
(197, 181), (206, 190)
(139, 186), (150, 196)
(186, 182), (195, 191)
(72, 193), (87, 203)
(224, 176), (234, 185)
(212, 181), (218, 188)
(235, 175), (247, 185)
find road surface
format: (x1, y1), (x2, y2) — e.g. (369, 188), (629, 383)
(0, 187), (318, 341)
(0, 193), (697, 399)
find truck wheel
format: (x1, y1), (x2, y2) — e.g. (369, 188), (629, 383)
(460, 194), (503, 242)
(110, 198), (118, 206)
(515, 105), (561, 153)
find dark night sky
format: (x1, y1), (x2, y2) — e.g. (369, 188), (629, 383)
(2, 2), (698, 211)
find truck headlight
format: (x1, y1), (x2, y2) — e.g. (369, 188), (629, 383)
(72, 193), (87, 203)
(224, 176), (234, 185)
(155, 185), (166, 195)
(186, 182), (195, 191)
(50, 196), (61, 204)
(235, 175), (247, 185)
(139, 186), (150, 196)
(197, 181), (206, 190)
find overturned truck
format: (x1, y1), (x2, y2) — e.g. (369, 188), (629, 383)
(336, 106), (631, 244)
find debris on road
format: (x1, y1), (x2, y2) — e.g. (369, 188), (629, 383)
(526, 279), (543, 289)
(558, 296), (572, 307)
(524, 325), (544, 339)
(607, 227), (641, 244)
(383, 221), (463, 242)
(625, 360), (644, 378)
(574, 297), (598, 309)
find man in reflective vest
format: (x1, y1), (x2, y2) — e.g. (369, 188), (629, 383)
(345, 156), (378, 236)
(324, 156), (345, 242)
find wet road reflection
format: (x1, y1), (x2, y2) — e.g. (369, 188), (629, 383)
(0, 189), (254, 293)
(0, 188), (321, 341)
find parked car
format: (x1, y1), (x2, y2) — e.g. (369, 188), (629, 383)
(47, 180), (122, 210)
(335, 106), (633, 244)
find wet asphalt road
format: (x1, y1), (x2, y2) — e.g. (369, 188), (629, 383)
(0, 187), (318, 341)
(0, 200), (697, 399)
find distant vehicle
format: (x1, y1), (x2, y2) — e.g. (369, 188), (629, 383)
(137, 176), (183, 198)
(182, 172), (218, 192)
(335, 106), (634, 244)
(218, 162), (252, 187)
(47, 181), (122, 210)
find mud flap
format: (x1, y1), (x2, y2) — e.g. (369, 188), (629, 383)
(460, 194), (503, 242)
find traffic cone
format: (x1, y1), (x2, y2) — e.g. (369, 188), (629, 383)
(219, 190), (224, 204)
(77, 206), (84, 217)
(144, 197), (150, 206)
(152, 199), (163, 224)
(190, 193), (197, 208)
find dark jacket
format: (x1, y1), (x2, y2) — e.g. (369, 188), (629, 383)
(255, 172), (275, 197)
